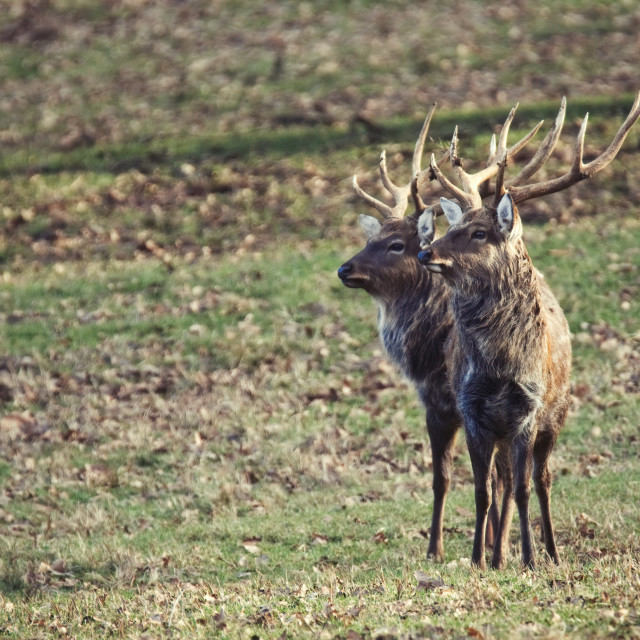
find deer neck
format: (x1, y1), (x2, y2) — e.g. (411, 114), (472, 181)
(374, 268), (450, 380)
(375, 267), (438, 332)
(452, 245), (546, 378)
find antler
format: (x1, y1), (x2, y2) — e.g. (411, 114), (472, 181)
(429, 105), (545, 209)
(352, 103), (439, 219)
(429, 93), (640, 209)
(509, 91), (640, 204)
(506, 97), (567, 189)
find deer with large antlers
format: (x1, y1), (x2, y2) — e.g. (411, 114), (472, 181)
(337, 106), (514, 560)
(417, 92), (640, 569)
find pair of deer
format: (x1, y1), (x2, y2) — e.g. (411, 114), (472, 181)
(338, 94), (640, 570)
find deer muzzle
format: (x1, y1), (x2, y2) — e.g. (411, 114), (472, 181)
(337, 262), (367, 288)
(417, 248), (449, 274)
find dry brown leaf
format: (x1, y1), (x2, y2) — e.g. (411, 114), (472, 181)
(415, 570), (445, 591)
(372, 530), (388, 544)
(311, 532), (329, 545)
(241, 537), (261, 554)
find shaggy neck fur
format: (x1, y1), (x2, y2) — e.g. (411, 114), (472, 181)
(377, 267), (453, 409)
(451, 239), (547, 381)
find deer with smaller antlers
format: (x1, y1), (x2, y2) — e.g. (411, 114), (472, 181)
(336, 106), (541, 559)
(417, 92), (640, 569)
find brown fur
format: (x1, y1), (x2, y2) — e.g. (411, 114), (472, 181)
(419, 197), (571, 569)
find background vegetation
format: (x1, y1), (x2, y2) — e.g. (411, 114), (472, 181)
(0, 0), (639, 638)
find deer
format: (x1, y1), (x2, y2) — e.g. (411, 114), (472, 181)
(416, 92), (640, 569)
(336, 105), (544, 560)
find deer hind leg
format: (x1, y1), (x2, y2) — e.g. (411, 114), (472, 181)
(533, 431), (560, 564)
(512, 432), (536, 569)
(485, 460), (502, 549)
(466, 429), (496, 570)
(491, 447), (514, 569)
(425, 409), (459, 561)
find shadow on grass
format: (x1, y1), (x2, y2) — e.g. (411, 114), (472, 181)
(1, 94), (637, 178)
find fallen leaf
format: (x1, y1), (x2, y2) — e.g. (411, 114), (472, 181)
(213, 609), (226, 630)
(414, 570), (445, 591)
(241, 537), (261, 554)
(50, 558), (67, 574)
(311, 532), (329, 545)
(372, 530), (388, 544)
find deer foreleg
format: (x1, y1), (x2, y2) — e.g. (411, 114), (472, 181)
(426, 410), (459, 561)
(486, 456), (505, 549)
(533, 431), (560, 564)
(466, 429), (496, 570)
(512, 432), (536, 569)
(491, 449), (514, 569)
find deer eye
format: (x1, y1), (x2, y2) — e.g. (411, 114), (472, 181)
(472, 230), (486, 240)
(388, 241), (405, 253)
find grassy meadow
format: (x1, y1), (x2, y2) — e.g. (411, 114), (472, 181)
(0, 1), (640, 638)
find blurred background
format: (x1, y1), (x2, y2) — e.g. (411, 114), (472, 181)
(2, 0), (639, 262)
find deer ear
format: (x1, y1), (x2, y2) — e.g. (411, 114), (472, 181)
(496, 192), (521, 238)
(417, 207), (436, 248)
(496, 192), (514, 233)
(358, 214), (381, 239)
(440, 197), (463, 226)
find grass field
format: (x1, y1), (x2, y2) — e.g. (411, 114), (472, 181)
(1, 1), (640, 638)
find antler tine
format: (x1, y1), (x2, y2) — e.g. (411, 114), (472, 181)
(352, 105), (439, 220)
(352, 174), (395, 218)
(510, 90), (640, 204)
(378, 150), (411, 212)
(479, 134), (497, 198)
(412, 102), (437, 176)
(450, 125), (459, 163)
(581, 90), (640, 174)
(411, 171), (428, 213)
(507, 97), (567, 188)
(496, 103), (518, 158)
(487, 134), (497, 165)
(493, 153), (508, 207)
(572, 114), (589, 174)
(430, 152), (478, 208)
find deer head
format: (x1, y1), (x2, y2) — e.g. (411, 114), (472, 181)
(417, 193), (524, 289)
(337, 105), (441, 301)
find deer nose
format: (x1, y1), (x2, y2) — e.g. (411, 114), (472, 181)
(337, 263), (352, 280)
(417, 249), (432, 264)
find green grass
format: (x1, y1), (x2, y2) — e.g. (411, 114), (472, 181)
(2, 209), (639, 637)
(2, 205), (639, 636)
